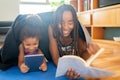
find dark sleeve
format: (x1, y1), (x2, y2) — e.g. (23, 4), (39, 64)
(0, 15), (25, 70)
(0, 29), (19, 64)
(38, 12), (53, 61)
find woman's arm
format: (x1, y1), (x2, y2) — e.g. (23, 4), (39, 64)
(48, 25), (60, 66)
(78, 37), (100, 60)
(87, 42), (100, 55)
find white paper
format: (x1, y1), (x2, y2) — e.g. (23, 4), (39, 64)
(56, 54), (115, 78)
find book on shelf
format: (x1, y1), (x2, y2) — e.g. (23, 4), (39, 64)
(79, 0), (91, 11)
(24, 54), (44, 72)
(56, 48), (115, 78)
(84, 0), (88, 11)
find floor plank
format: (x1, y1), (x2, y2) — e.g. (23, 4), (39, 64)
(85, 40), (120, 80)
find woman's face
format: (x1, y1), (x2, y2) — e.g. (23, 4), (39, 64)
(58, 11), (74, 37)
(23, 37), (39, 53)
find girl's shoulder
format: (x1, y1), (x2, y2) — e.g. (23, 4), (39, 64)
(18, 43), (24, 54)
(19, 43), (24, 50)
(19, 43), (22, 47)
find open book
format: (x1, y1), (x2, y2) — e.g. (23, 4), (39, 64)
(56, 48), (115, 78)
(24, 54), (44, 72)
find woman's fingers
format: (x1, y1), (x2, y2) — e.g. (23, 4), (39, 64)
(87, 43), (100, 54)
(73, 72), (80, 79)
(66, 68), (80, 79)
(66, 68), (73, 79)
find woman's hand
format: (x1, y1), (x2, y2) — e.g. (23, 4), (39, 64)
(20, 63), (29, 73)
(87, 42), (100, 55)
(66, 68), (80, 79)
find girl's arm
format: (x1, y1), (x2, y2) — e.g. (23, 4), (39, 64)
(18, 44), (24, 68)
(38, 49), (47, 71)
(48, 25), (60, 66)
(18, 44), (29, 73)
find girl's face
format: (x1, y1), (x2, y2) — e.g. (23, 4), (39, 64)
(58, 11), (74, 37)
(23, 37), (39, 53)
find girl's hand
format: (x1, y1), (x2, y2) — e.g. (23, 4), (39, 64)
(87, 42), (100, 55)
(66, 68), (80, 79)
(20, 63), (29, 73)
(39, 61), (47, 71)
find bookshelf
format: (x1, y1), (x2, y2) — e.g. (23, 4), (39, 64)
(92, 4), (120, 39)
(77, 0), (98, 12)
(70, 0), (78, 12)
(77, 0), (95, 36)
(70, 0), (120, 40)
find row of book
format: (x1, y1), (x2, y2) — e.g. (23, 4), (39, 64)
(79, 0), (91, 11)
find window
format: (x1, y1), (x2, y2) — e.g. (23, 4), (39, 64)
(21, 0), (47, 3)
(20, 0), (51, 14)
(19, 0), (70, 14)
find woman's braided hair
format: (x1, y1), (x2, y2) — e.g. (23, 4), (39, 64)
(52, 4), (80, 56)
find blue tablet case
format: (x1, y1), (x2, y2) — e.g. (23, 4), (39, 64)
(24, 54), (44, 72)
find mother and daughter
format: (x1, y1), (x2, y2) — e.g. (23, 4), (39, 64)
(0, 4), (99, 79)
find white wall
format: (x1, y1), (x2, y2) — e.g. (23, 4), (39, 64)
(0, 0), (19, 21)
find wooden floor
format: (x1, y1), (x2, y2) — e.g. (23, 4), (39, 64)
(0, 40), (120, 80)
(85, 39), (120, 80)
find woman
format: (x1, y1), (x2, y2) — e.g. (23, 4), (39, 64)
(48, 4), (99, 79)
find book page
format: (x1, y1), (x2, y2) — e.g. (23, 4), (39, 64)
(56, 55), (88, 77)
(84, 67), (115, 78)
(86, 48), (105, 66)
(56, 54), (114, 78)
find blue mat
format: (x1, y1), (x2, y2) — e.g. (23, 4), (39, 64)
(0, 62), (84, 80)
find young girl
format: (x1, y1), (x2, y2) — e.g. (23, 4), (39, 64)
(48, 4), (100, 79)
(18, 14), (47, 73)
